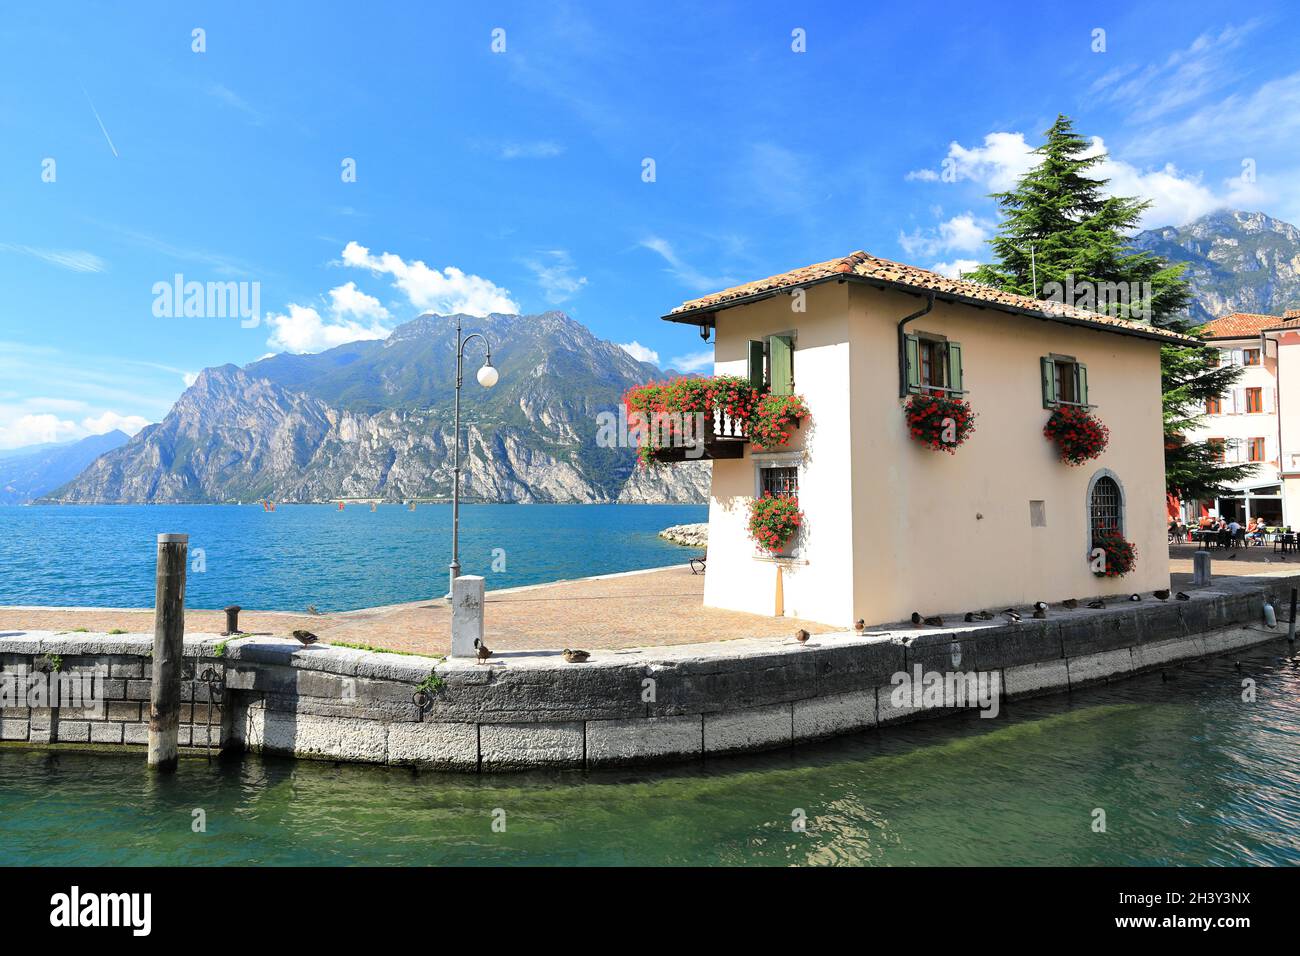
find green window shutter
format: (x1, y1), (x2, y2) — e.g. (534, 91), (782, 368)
(747, 340), (766, 390)
(1077, 363), (1088, 406)
(1040, 356), (1056, 408)
(905, 334), (920, 394)
(947, 342), (963, 393)
(769, 335), (793, 396)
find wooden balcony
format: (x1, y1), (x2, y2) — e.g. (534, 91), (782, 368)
(649, 408), (749, 462)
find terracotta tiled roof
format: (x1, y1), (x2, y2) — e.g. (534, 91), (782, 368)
(1200, 312), (1289, 338)
(1284, 309), (1300, 319)
(664, 250), (1197, 344)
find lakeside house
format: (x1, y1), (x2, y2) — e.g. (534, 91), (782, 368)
(656, 251), (1195, 628)
(1177, 310), (1300, 528)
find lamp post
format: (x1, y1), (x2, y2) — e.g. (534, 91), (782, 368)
(433, 312), (498, 597)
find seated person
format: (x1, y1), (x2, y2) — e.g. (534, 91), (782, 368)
(1248, 518), (1267, 544)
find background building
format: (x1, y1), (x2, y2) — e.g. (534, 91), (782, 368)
(1182, 310), (1300, 527)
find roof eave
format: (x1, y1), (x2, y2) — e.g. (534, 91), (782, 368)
(663, 273), (1195, 345)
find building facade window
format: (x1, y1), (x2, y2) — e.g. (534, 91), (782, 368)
(747, 334), (795, 396)
(1244, 348), (1261, 366)
(1206, 394), (1222, 415)
(1040, 354), (1089, 407)
(1249, 437), (1266, 462)
(1088, 473), (1124, 543)
(1245, 387), (1263, 413)
(760, 465), (798, 498)
(904, 333), (964, 395)
(1208, 438), (1225, 462)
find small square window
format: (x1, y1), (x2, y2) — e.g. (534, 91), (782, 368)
(760, 465), (798, 498)
(1029, 500), (1047, 527)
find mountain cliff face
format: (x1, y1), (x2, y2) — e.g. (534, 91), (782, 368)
(1131, 210), (1300, 324)
(50, 312), (710, 504)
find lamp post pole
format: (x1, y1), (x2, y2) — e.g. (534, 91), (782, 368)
(447, 312), (498, 597)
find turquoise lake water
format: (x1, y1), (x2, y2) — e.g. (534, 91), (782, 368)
(0, 640), (1297, 866)
(0, 503), (707, 611)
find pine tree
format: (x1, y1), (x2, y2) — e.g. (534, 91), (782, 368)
(967, 114), (1254, 498)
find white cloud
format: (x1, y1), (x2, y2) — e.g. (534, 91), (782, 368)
(524, 250), (588, 304)
(640, 237), (734, 292)
(0, 243), (107, 273)
(1090, 22), (1260, 123)
(265, 303), (389, 354)
(906, 132), (1038, 192)
(618, 341), (659, 364)
(80, 410), (149, 436)
(207, 83), (266, 124)
(266, 277), (395, 354)
(0, 413), (76, 448)
(907, 129), (1270, 233)
(500, 141), (564, 160)
(899, 212), (993, 257)
(930, 259), (982, 279)
(0, 408), (148, 450)
(327, 280), (390, 320)
(1125, 69), (1300, 160)
(667, 350), (713, 374)
(341, 241), (519, 316)
(1093, 145), (1267, 229)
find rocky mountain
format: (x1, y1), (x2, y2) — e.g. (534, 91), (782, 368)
(0, 430), (129, 504)
(49, 312), (710, 504)
(1131, 210), (1300, 325)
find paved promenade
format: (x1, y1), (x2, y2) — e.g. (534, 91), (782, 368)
(0, 565), (834, 655)
(3, 548), (1293, 657)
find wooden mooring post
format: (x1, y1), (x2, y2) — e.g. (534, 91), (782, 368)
(148, 533), (188, 771)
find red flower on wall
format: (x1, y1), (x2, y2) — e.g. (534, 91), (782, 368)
(622, 376), (809, 464)
(1044, 406), (1110, 465)
(749, 394), (809, 450)
(1091, 533), (1136, 577)
(747, 492), (802, 553)
(903, 394), (975, 453)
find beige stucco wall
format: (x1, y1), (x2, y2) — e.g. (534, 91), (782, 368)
(699, 280), (1170, 628)
(703, 283), (856, 624)
(846, 284), (1168, 625)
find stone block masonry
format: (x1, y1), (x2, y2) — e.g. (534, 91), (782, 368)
(0, 638), (228, 749)
(0, 575), (1293, 770)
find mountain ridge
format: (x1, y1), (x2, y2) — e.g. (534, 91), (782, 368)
(1131, 209), (1300, 324)
(0, 430), (130, 504)
(48, 312), (709, 505)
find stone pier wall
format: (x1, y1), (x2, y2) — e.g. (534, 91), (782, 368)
(0, 635), (226, 748)
(0, 576), (1292, 770)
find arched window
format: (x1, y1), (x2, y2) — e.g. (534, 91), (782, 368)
(1089, 474), (1123, 542)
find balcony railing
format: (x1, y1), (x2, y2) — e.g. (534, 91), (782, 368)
(649, 407), (748, 462)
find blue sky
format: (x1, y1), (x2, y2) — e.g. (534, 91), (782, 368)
(2, 0), (1298, 448)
